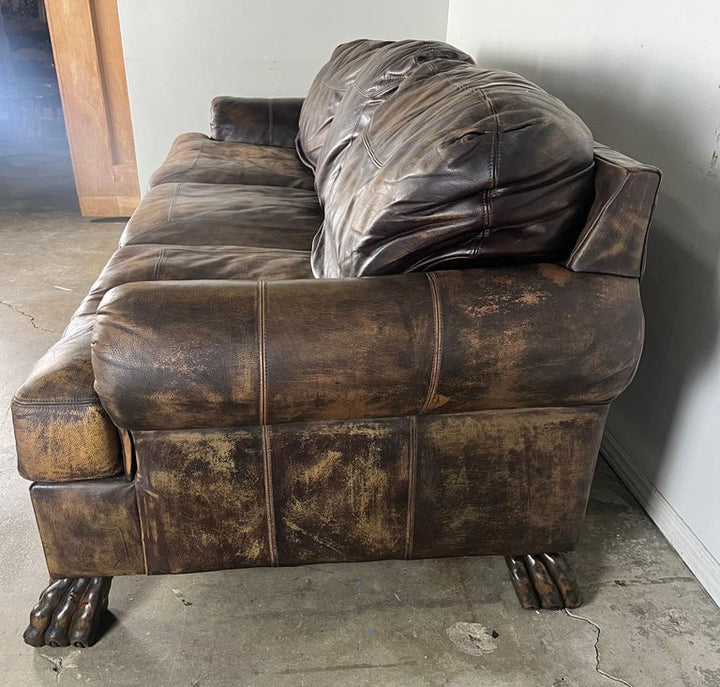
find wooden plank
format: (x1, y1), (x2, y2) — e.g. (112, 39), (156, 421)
(45, 0), (139, 217)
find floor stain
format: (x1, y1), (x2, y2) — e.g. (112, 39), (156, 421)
(446, 622), (498, 655)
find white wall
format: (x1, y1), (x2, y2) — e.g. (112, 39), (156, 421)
(117, 0), (450, 191)
(448, 1), (720, 602)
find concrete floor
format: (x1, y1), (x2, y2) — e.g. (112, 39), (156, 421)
(1, 134), (720, 687)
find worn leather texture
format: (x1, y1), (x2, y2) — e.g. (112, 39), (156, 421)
(120, 182), (321, 250)
(13, 39), (662, 581)
(92, 266), (641, 432)
(564, 145), (661, 278)
(211, 97), (304, 148)
(313, 62), (596, 277)
(149, 132), (314, 190)
(296, 39), (473, 172)
(131, 405), (605, 573)
(309, 40), (474, 199)
(14, 244), (311, 481)
(13, 324), (122, 482)
(31, 478), (144, 577)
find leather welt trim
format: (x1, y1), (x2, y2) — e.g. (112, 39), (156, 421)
(361, 129), (384, 168)
(262, 425), (278, 566)
(405, 416), (417, 560)
(420, 272), (443, 414)
(257, 280), (268, 425)
(12, 398), (101, 407)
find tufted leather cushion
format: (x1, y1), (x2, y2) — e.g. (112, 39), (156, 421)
(312, 62), (596, 278)
(296, 39), (472, 172)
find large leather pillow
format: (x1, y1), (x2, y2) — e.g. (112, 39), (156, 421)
(312, 62), (596, 278)
(313, 40), (474, 200)
(296, 39), (390, 172)
(297, 39), (472, 174)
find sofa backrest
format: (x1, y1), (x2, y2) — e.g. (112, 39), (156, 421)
(296, 39), (473, 173)
(311, 61), (597, 278)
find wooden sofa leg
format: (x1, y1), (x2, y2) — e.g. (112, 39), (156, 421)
(23, 576), (112, 648)
(505, 552), (581, 610)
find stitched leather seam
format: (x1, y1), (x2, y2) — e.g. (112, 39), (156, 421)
(405, 416), (417, 560)
(436, 71), (498, 242)
(13, 398), (101, 407)
(262, 425), (278, 566)
(361, 129), (383, 168)
(189, 139), (205, 172)
(420, 272), (442, 414)
(133, 454), (151, 575)
(152, 248), (165, 281)
(318, 79), (349, 92)
(167, 183), (181, 223)
(257, 280), (267, 426)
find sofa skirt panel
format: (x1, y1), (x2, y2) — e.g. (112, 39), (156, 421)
(130, 405), (607, 576)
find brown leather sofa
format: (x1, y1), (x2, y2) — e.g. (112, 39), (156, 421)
(13, 39), (661, 648)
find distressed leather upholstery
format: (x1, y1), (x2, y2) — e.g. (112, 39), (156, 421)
(13, 40), (660, 584)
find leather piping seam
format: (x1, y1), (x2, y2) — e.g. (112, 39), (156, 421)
(167, 183), (181, 223)
(133, 453), (151, 575)
(361, 129), (383, 168)
(189, 138), (206, 171)
(262, 425), (278, 566)
(420, 272), (442, 414)
(12, 398), (101, 407)
(257, 279), (268, 425)
(405, 416), (417, 560)
(258, 284), (277, 565)
(484, 89), (499, 230)
(152, 248), (165, 281)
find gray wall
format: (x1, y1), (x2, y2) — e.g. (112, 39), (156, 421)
(448, 0), (720, 602)
(117, 0), (450, 191)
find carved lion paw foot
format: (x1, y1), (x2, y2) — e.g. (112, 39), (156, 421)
(23, 577), (112, 648)
(505, 552), (581, 610)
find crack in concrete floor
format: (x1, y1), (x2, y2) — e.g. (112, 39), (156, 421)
(565, 609), (634, 687)
(0, 299), (57, 334)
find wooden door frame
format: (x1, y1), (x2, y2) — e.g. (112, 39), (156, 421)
(46, 0), (139, 217)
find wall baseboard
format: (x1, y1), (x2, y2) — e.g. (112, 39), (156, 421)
(601, 429), (720, 608)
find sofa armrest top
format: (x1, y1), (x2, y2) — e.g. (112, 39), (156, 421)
(210, 97), (304, 148)
(91, 267), (643, 432)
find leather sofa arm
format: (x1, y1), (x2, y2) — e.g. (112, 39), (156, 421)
(210, 97), (303, 148)
(92, 266), (643, 432)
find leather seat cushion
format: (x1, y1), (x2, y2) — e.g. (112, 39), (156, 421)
(149, 133), (314, 190)
(120, 182), (322, 250)
(297, 39), (472, 174)
(312, 63), (596, 278)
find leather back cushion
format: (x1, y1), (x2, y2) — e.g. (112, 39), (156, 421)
(312, 40), (474, 199)
(297, 39), (472, 173)
(312, 63), (596, 278)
